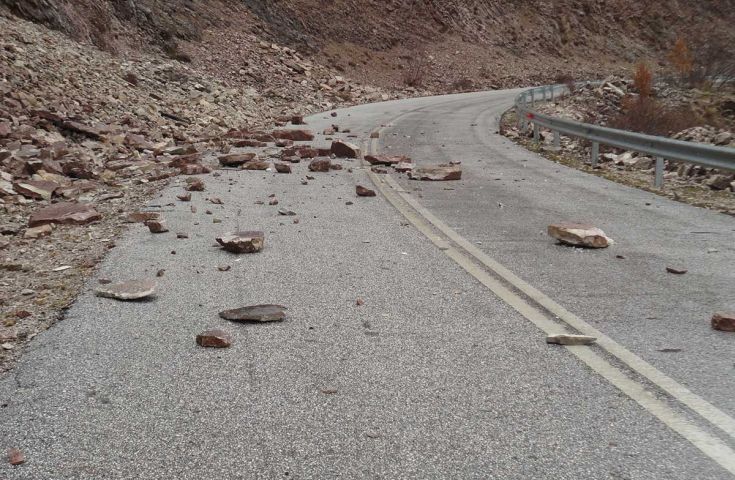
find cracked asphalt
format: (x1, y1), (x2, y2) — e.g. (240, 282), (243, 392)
(1, 90), (733, 479)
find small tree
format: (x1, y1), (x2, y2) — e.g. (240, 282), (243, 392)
(668, 37), (693, 82)
(633, 62), (653, 98)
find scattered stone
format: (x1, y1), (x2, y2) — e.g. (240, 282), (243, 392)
(219, 304), (286, 323)
(308, 158), (331, 172)
(356, 185), (376, 197)
(177, 232), (188, 239)
(278, 208), (296, 216)
(242, 161), (270, 171)
(95, 279), (157, 301)
(705, 174), (734, 191)
(126, 211), (160, 223)
(547, 223), (613, 248)
(218, 265), (231, 272)
(546, 334), (597, 345)
(364, 154), (409, 166)
(394, 162), (414, 173)
(268, 198), (279, 205)
(271, 129), (314, 141)
(7, 448), (25, 466)
(216, 231), (265, 253)
(371, 166), (388, 174)
(711, 312), (735, 332)
(272, 162), (291, 174)
(320, 388), (338, 395)
(98, 278), (112, 284)
(180, 164), (211, 175)
(146, 220), (168, 233)
(177, 193), (192, 202)
(185, 178), (205, 191)
(196, 329), (233, 348)
(21, 289), (35, 296)
(13, 180), (58, 200)
(24, 224), (53, 239)
(330, 112), (338, 117)
(209, 197), (224, 205)
(356, 298), (365, 306)
(156, 269), (165, 277)
(370, 131), (380, 139)
(218, 153), (256, 167)
(29, 202), (101, 227)
(408, 165), (462, 181)
(666, 266), (688, 274)
(330, 140), (360, 158)
(330, 163), (343, 171)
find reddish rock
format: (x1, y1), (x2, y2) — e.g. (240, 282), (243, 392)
(666, 266), (688, 274)
(365, 155), (410, 166)
(216, 231), (265, 253)
(394, 162), (414, 173)
(271, 129), (315, 141)
(275, 139), (294, 147)
(146, 220), (169, 233)
(269, 198), (279, 205)
(185, 178), (205, 191)
(274, 163), (292, 174)
(28, 202), (101, 227)
(408, 165), (462, 181)
(60, 120), (102, 139)
(356, 185), (376, 197)
(177, 193), (192, 201)
(371, 166), (388, 174)
(180, 163), (211, 175)
(220, 304), (286, 323)
(330, 164), (343, 171)
(8, 448), (25, 466)
(296, 147), (319, 159)
(330, 140), (360, 158)
(242, 161), (270, 171)
(233, 139), (267, 148)
(24, 224), (53, 239)
(291, 115), (305, 125)
(308, 158), (331, 172)
(196, 329), (233, 348)
(125, 212), (160, 223)
(711, 312), (735, 332)
(218, 153), (256, 167)
(370, 131), (380, 139)
(13, 180), (58, 200)
(168, 153), (203, 169)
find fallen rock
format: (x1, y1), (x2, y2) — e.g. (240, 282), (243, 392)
(146, 220), (169, 233)
(125, 211), (160, 223)
(711, 312), (735, 332)
(180, 163), (212, 175)
(364, 154), (410, 166)
(547, 223), (613, 248)
(219, 153), (256, 167)
(95, 279), (157, 301)
(216, 231), (265, 253)
(177, 193), (192, 202)
(168, 153), (203, 169)
(7, 447), (25, 466)
(13, 180), (58, 200)
(308, 158), (331, 172)
(196, 329), (233, 348)
(274, 163), (292, 174)
(705, 174), (734, 191)
(356, 185), (376, 197)
(278, 208), (296, 216)
(666, 266), (688, 274)
(28, 202), (101, 227)
(185, 178), (205, 191)
(408, 165), (462, 181)
(330, 140), (360, 158)
(394, 162), (414, 173)
(271, 129), (314, 141)
(242, 161), (270, 171)
(546, 334), (597, 345)
(219, 304), (286, 323)
(24, 224), (53, 239)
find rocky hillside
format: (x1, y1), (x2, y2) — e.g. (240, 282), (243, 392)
(3, 0), (734, 91)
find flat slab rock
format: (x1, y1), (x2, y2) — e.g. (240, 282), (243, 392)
(548, 223), (613, 248)
(216, 231), (264, 253)
(95, 279), (157, 301)
(546, 334), (597, 346)
(29, 202), (101, 227)
(219, 304), (286, 323)
(408, 165), (462, 181)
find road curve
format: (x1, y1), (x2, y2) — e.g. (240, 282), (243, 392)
(1, 89), (734, 479)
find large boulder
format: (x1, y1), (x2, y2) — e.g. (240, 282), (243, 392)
(271, 129), (314, 141)
(218, 153), (256, 167)
(547, 223), (613, 248)
(216, 231), (265, 253)
(364, 154), (410, 166)
(330, 140), (360, 158)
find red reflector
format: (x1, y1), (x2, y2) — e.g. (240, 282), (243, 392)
(527, 113), (535, 119)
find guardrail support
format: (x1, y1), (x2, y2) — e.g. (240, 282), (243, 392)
(655, 157), (665, 188)
(553, 130), (560, 149)
(533, 124), (540, 144)
(590, 142), (599, 166)
(530, 90), (535, 107)
(550, 86), (554, 101)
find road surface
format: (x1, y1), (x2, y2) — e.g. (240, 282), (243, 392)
(1, 89), (734, 479)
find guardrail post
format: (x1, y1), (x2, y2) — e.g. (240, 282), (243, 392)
(550, 85), (554, 101)
(654, 157), (665, 188)
(530, 90), (535, 107)
(590, 142), (599, 166)
(533, 124), (540, 144)
(553, 130), (560, 149)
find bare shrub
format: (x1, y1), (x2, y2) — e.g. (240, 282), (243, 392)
(553, 73), (576, 93)
(402, 56), (428, 88)
(668, 37), (694, 84)
(610, 96), (701, 136)
(633, 62), (653, 97)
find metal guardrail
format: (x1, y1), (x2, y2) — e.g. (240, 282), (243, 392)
(514, 83), (735, 187)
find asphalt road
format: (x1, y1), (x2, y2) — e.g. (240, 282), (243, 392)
(1, 89), (734, 479)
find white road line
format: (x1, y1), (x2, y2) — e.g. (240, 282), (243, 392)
(361, 129), (735, 476)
